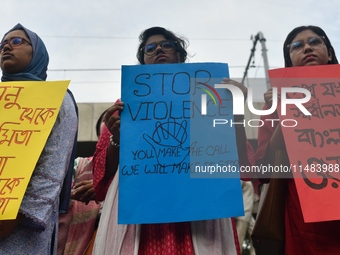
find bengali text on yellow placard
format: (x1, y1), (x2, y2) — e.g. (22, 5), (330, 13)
(0, 80), (70, 219)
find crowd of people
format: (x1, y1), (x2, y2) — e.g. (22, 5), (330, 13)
(0, 22), (338, 255)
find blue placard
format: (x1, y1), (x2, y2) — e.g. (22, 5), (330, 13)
(119, 62), (244, 224)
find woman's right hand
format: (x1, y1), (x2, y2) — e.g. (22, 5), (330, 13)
(104, 102), (124, 143)
(102, 102), (123, 180)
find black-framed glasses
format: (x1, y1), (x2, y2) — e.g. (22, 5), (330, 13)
(0, 37), (32, 51)
(142, 40), (177, 56)
(287, 36), (326, 54)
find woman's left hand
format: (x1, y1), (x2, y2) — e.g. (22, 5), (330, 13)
(221, 78), (247, 101)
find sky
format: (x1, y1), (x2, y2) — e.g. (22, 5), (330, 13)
(1, 0), (340, 103)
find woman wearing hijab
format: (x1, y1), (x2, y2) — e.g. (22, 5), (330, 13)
(0, 23), (78, 255)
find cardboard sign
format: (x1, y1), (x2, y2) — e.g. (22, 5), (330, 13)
(268, 64), (340, 222)
(119, 63), (244, 224)
(0, 81), (70, 219)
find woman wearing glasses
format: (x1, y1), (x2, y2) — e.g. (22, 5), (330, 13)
(92, 26), (254, 255)
(0, 24), (78, 255)
(255, 25), (340, 255)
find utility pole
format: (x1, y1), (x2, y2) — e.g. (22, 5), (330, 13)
(242, 32), (270, 90)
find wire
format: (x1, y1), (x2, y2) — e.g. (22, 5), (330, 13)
(47, 66), (278, 72)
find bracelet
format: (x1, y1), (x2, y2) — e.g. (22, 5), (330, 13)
(110, 135), (120, 148)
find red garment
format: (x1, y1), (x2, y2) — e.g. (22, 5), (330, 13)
(255, 104), (340, 255)
(138, 223), (194, 255)
(231, 218), (242, 255)
(93, 123), (113, 201)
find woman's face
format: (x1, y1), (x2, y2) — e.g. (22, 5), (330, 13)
(143, 34), (180, 64)
(0, 30), (33, 73)
(288, 29), (332, 67)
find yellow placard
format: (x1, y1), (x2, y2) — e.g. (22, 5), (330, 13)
(0, 80), (70, 219)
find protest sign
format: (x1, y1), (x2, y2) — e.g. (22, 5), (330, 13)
(0, 81), (69, 219)
(269, 65), (340, 222)
(119, 63), (244, 224)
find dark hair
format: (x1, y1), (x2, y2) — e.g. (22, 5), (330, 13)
(95, 109), (107, 138)
(137, 26), (188, 64)
(283, 25), (338, 67)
